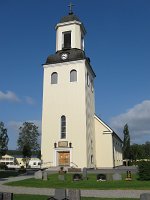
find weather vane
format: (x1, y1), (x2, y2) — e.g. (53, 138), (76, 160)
(68, 2), (74, 14)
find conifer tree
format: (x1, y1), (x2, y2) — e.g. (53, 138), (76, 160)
(123, 124), (130, 159)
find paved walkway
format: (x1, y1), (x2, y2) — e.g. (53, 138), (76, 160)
(0, 175), (150, 198)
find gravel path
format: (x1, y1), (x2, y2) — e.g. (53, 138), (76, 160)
(0, 175), (150, 198)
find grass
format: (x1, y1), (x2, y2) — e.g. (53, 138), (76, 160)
(6, 173), (150, 190)
(13, 194), (139, 200)
(14, 194), (47, 200)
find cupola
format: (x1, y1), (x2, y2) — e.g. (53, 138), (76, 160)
(55, 6), (86, 52)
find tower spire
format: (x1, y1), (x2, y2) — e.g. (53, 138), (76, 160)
(68, 2), (74, 15)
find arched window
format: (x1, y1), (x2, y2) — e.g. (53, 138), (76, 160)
(51, 72), (58, 84)
(61, 115), (66, 139)
(91, 155), (93, 164)
(87, 73), (90, 86)
(70, 70), (77, 82)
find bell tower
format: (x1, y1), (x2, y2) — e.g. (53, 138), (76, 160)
(55, 8), (86, 51)
(41, 7), (96, 168)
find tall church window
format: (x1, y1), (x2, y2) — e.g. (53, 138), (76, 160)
(91, 79), (94, 92)
(70, 70), (77, 82)
(61, 115), (66, 139)
(51, 72), (58, 84)
(62, 31), (71, 49)
(87, 73), (90, 86)
(81, 35), (84, 50)
(91, 155), (93, 164)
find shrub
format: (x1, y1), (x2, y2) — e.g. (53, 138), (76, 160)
(18, 165), (26, 174)
(0, 163), (8, 170)
(138, 161), (150, 180)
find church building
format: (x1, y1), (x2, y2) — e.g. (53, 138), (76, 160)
(41, 8), (123, 169)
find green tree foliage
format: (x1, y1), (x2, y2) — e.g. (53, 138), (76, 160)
(7, 150), (40, 157)
(123, 124), (130, 159)
(17, 122), (40, 168)
(144, 141), (150, 159)
(130, 142), (150, 161)
(130, 144), (144, 160)
(0, 121), (9, 158)
(130, 144), (139, 161)
(138, 161), (150, 180)
(22, 145), (32, 158)
(22, 145), (32, 168)
(17, 122), (40, 152)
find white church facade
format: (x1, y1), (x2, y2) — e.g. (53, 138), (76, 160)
(41, 10), (123, 169)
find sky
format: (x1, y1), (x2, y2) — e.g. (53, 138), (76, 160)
(0, 0), (150, 149)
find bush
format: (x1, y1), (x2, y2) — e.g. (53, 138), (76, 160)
(18, 165), (26, 174)
(0, 163), (8, 170)
(138, 161), (150, 180)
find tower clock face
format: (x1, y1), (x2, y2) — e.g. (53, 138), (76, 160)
(61, 53), (68, 60)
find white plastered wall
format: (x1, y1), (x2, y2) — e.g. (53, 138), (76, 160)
(113, 135), (123, 167)
(56, 21), (83, 51)
(41, 60), (89, 168)
(94, 115), (123, 168)
(94, 116), (114, 168)
(85, 63), (96, 168)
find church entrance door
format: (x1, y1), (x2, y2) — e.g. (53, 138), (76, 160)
(58, 151), (70, 166)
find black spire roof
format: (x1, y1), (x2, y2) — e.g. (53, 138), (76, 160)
(45, 48), (95, 77)
(58, 12), (86, 35)
(60, 13), (81, 23)
(46, 48), (86, 64)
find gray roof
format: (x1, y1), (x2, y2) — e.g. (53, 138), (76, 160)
(45, 48), (86, 64)
(59, 13), (86, 34)
(60, 13), (81, 23)
(44, 48), (96, 78)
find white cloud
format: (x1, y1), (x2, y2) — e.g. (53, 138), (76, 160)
(110, 100), (150, 144)
(25, 96), (35, 105)
(7, 120), (41, 149)
(0, 90), (20, 102)
(0, 91), (36, 106)
(7, 121), (22, 132)
(7, 120), (41, 133)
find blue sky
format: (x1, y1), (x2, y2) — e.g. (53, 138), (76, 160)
(0, 0), (150, 149)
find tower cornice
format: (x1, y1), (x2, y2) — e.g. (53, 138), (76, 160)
(55, 20), (86, 35)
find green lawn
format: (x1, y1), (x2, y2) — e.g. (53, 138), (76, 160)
(14, 194), (47, 200)
(6, 173), (150, 190)
(13, 194), (139, 200)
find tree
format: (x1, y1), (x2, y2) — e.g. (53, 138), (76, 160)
(144, 141), (150, 159)
(130, 144), (145, 161)
(130, 144), (139, 161)
(130, 141), (150, 161)
(22, 144), (32, 168)
(17, 122), (40, 168)
(123, 124), (130, 159)
(0, 122), (9, 158)
(17, 122), (40, 152)
(138, 161), (150, 180)
(22, 145), (32, 158)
